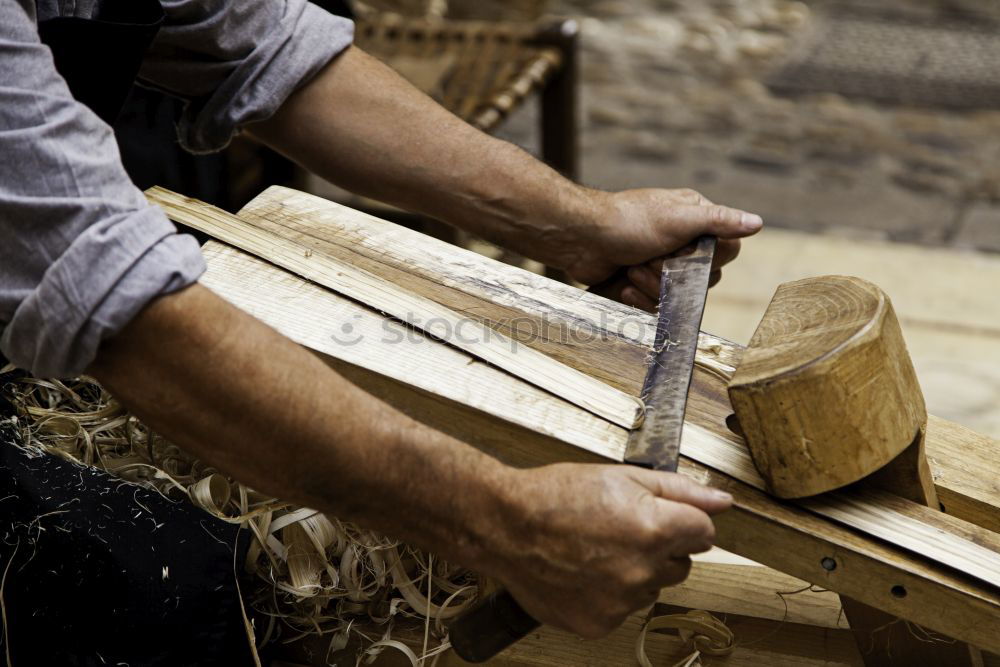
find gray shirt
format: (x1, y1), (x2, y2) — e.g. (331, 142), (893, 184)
(0, 0), (354, 377)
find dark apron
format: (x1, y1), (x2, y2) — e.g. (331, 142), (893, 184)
(0, 5), (254, 665)
(38, 0), (165, 125)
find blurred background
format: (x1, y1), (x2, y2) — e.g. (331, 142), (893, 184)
(120, 0), (1000, 437)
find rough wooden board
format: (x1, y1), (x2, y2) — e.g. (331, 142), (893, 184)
(198, 242), (626, 466)
(148, 187), (643, 430)
(663, 562), (847, 630)
(234, 185), (657, 396)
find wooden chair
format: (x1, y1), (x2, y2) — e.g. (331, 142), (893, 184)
(332, 1), (580, 276)
(352, 5), (579, 178)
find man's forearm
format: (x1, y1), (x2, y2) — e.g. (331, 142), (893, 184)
(88, 283), (514, 567)
(88, 284), (732, 638)
(249, 46), (595, 269)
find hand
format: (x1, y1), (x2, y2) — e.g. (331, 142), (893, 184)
(486, 463), (732, 639)
(564, 188), (763, 310)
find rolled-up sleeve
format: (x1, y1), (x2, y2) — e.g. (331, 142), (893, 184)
(0, 0), (205, 378)
(1, 0), (353, 378)
(141, 1), (354, 153)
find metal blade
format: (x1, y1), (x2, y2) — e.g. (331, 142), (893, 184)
(624, 236), (717, 471)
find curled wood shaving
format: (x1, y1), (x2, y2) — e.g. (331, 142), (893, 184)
(636, 609), (734, 667)
(0, 373), (479, 660)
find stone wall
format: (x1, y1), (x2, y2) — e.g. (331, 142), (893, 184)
(484, 0), (1000, 251)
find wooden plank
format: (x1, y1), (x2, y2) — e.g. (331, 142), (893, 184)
(147, 187), (643, 431)
(664, 561), (847, 630)
(234, 185), (656, 395)
(198, 243), (625, 467)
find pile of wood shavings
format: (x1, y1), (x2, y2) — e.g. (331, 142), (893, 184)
(0, 369), (479, 665)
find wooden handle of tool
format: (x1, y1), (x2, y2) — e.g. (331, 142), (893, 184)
(448, 589), (540, 662)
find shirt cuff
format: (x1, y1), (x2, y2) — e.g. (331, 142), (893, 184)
(178, 5), (354, 153)
(0, 206), (205, 378)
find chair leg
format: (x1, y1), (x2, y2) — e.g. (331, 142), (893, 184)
(538, 18), (580, 183)
(536, 19), (581, 283)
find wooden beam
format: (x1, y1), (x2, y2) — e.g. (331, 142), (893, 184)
(664, 560), (847, 630)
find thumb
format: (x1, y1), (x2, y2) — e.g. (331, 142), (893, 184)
(669, 204), (763, 241)
(632, 469), (733, 515)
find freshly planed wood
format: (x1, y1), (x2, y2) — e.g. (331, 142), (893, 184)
(663, 561), (848, 630)
(728, 276), (927, 499)
(235, 185), (656, 394)
(198, 242), (627, 467)
(229, 184), (1000, 536)
(147, 187), (644, 431)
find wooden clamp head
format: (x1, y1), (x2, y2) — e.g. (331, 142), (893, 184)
(727, 276), (927, 499)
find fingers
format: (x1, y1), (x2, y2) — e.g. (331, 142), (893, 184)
(670, 204), (763, 240)
(627, 264), (660, 298)
(621, 285), (657, 312)
(653, 501), (717, 556)
(624, 236), (741, 303)
(633, 468), (733, 514)
(657, 556), (693, 587)
(712, 238), (741, 271)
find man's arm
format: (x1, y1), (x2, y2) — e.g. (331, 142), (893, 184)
(89, 283), (731, 638)
(249, 46), (763, 309)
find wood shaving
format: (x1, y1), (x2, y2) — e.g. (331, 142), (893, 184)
(0, 372), (479, 661)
